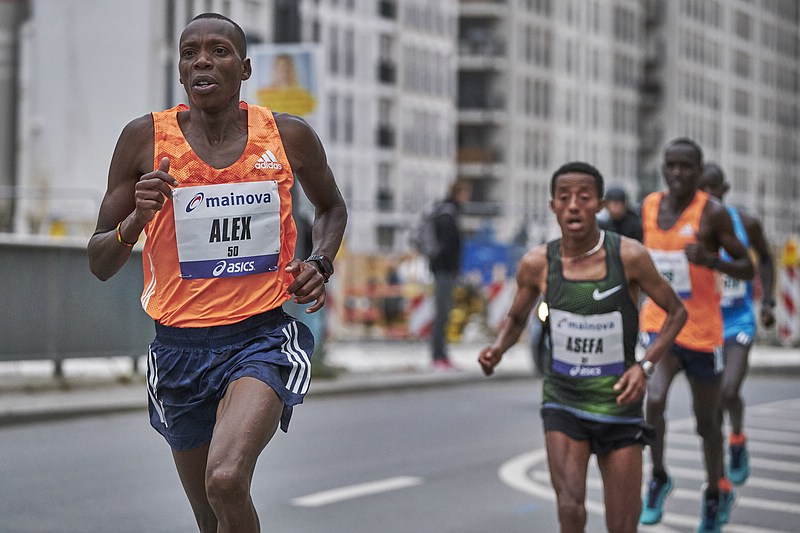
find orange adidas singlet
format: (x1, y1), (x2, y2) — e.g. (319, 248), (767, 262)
(141, 102), (297, 327)
(640, 190), (722, 352)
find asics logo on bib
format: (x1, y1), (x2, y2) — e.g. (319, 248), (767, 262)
(255, 150), (282, 170)
(569, 366), (602, 377)
(213, 259), (256, 276)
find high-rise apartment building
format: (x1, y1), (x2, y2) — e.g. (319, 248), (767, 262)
(457, 0), (798, 246)
(6, 0), (799, 248)
(457, 0), (645, 245)
(640, 0), (800, 242)
(298, 0), (459, 253)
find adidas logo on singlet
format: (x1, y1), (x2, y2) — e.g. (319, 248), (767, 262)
(255, 150), (282, 170)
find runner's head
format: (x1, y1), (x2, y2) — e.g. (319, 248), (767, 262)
(550, 161), (604, 199)
(662, 138), (704, 199)
(549, 162), (605, 238)
(178, 13), (251, 106)
(699, 162), (730, 201)
(186, 13), (247, 59)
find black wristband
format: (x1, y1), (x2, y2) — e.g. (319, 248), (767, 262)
(708, 257), (721, 270)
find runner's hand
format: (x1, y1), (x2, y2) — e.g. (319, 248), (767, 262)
(286, 258), (327, 313)
(613, 365), (647, 404)
(134, 157), (178, 225)
(478, 346), (502, 376)
(760, 305), (775, 328)
(684, 242), (713, 267)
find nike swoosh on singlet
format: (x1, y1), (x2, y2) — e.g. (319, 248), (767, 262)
(592, 285), (623, 300)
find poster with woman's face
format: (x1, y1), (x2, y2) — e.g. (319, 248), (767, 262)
(244, 44), (320, 123)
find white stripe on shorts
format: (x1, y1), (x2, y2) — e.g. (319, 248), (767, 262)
(146, 346), (168, 427)
(282, 321), (311, 395)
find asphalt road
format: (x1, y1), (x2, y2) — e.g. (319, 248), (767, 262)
(1, 376), (799, 533)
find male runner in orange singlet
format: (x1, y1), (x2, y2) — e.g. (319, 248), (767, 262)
(88, 13), (347, 532)
(639, 138), (753, 532)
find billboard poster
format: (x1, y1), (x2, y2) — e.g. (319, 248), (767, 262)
(243, 43), (321, 129)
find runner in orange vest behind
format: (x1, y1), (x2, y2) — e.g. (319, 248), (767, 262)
(639, 138), (753, 532)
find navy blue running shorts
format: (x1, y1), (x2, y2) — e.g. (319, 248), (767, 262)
(146, 307), (314, 451)
(640, 332), (723, 383)
(541, 408), (655, 456)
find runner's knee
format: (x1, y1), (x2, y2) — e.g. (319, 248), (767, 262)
(206, 463), (250, 505)
(606, 513), (639, 533)
(556, 497), (587, 528)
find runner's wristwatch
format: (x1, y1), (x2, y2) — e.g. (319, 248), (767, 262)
(305, 254), (334, 282)
(639, 360), (655, 379)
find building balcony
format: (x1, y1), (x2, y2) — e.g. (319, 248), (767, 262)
(457, 108), (506, 125)
(457, 146), (502, 164)
(457, 54), (507, 71)
(457, 161), (506, 179)
(458, 38), (506, 58)
(459, 0), (508, 19)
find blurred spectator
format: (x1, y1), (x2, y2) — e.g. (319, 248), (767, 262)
(430, 180), (471, 370)
(599, 186), (643, 242)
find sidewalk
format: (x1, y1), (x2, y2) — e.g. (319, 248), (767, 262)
(1, 341), (799, 426)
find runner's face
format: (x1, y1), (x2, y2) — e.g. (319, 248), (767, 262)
(662, 144), (701, 199)
(699, 170), (727, 201)
(178, 18), (251, 108)
(550, 173), (602, 237)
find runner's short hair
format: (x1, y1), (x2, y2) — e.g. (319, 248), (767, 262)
(665, 137), (703, 165)
(550, 161), (604, 199)
(189, 12), (247, 59)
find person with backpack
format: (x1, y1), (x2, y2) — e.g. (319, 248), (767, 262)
(427, 180), (471, 369)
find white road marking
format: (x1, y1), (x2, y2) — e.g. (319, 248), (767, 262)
(498, 450), (683, 533)
(499, 398), (800, 533)
(664, 465), (800, 493)
(662, 447), (800, 473)
(290, 476), (423, 507)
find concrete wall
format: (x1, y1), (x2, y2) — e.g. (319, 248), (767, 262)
(0, 237), (154, 367)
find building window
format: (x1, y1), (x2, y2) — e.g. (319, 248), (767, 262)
(733, 89), (751, 116)
(378, 34), (396, 83)
(376, 226), (395, 250)
(733, 128), (750, 154)
(377, 98), (394, 148)
(343, 96), (354, 144)
(329, 26), (339, 75)
(344, 29), (355, 78)
(733, 50), (751, 79)
(734, 11), (752, 40)
(328, 94), (339, 142)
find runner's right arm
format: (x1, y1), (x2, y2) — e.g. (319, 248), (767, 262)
(88, 115), (177, 281)
(614, 238), (687, 404)
(479, 246), (546, 376)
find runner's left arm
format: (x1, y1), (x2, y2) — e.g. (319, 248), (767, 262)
(276, 113), (347, 313)
(687, 201), (754, 281)
(743, 213), (776, 327)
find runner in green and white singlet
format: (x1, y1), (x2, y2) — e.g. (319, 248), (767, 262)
(543, 231), (642, 422)
(479, 162), (686, 533)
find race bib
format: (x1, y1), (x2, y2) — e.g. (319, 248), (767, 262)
(720, 274), (747, 308)
(172, 181), (281, 279)
(649, 249), (692, 298)
(550, 309), (625, 377)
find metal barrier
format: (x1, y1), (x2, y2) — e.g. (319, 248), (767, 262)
(0, 235), (154, 375)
